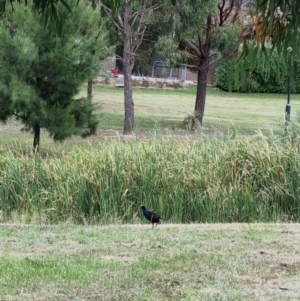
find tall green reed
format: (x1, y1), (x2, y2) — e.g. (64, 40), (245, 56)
(0, 133), (299, 224)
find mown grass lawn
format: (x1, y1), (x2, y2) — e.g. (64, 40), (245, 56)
(87, 85), (300, 134)
(1, 224), (300, 301)
(1, 85), (300, 153)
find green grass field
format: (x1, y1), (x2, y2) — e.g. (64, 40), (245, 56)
(1, 223), (299, 301)
(87, 85), (300, 134)
(1, 86), (300, 300)
(1, 84), (300, 153)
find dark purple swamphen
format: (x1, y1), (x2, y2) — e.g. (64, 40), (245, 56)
(139, 205), (162, 229)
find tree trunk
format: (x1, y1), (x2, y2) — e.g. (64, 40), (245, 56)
(33, 124), (40, 154)
(122, 0), (134, 135)
(87, 80), (93, 100)
(193, 57), (210, 129)
(87, 80), (93, 122)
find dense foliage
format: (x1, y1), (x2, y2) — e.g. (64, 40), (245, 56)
(0, 1), (107, 149)
(216, 53), (300, 93)
(255, 0), (300, 57)
(1, 134), (300, 224)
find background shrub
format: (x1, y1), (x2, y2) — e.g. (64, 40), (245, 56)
(216, 52), (300, 93)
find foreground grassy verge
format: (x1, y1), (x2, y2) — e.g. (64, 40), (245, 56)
(0, 223), (299, 301)
(1, 134), (300, 223)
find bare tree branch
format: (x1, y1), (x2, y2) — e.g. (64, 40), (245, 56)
(218, 0), (234, 26)
(130, 9), (147, 71)
(129, 3), (161, 24)
(197, 34), (204, 58)
(101, 4), (124, 32)
(13, 112), (27, 120)
(208, 28), (251, 70)
(118, 14), (124, 29)
(218, 0), (244, 26)
(223, 3), (234, 24)
(132, 24), (146, 54)
(230, 0), (243, 24)
(208, 51), (218, 59)
(182, 38), (202, 58)
(218, 0), (226, 25)
(203, 15), (212, 54)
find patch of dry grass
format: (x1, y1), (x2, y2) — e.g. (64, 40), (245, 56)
(1, 223), (300, 301)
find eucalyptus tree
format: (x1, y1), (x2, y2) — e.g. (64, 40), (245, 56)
(102, 0), (163, 135)
(5, 0), (299, 54)
(255, 0), (300, 56)
(224, 1), (300, 97)
(165, 0), (253, 128)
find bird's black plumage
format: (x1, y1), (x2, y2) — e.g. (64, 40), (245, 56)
(139, 205), (162, 228)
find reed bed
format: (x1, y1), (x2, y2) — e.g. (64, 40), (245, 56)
(0, 134), (300, 224)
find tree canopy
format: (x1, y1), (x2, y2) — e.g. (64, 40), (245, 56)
(102, 0), (165, 134)
(155, 0), (252, 127)
(0, 0), (121, 16)
(0, 0), (121, 34)
(2, 0), (299, 57)
(255, 0), (300, 55)
(0, 1), (108, 151)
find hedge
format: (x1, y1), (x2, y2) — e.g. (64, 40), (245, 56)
(216, 53), (300, 93)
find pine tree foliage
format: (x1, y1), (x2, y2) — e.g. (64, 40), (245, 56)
(0, 0), (121, 31)
(0, 1), (108, 150)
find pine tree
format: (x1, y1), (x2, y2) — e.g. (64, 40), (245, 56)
(0, 1), (107, 152)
